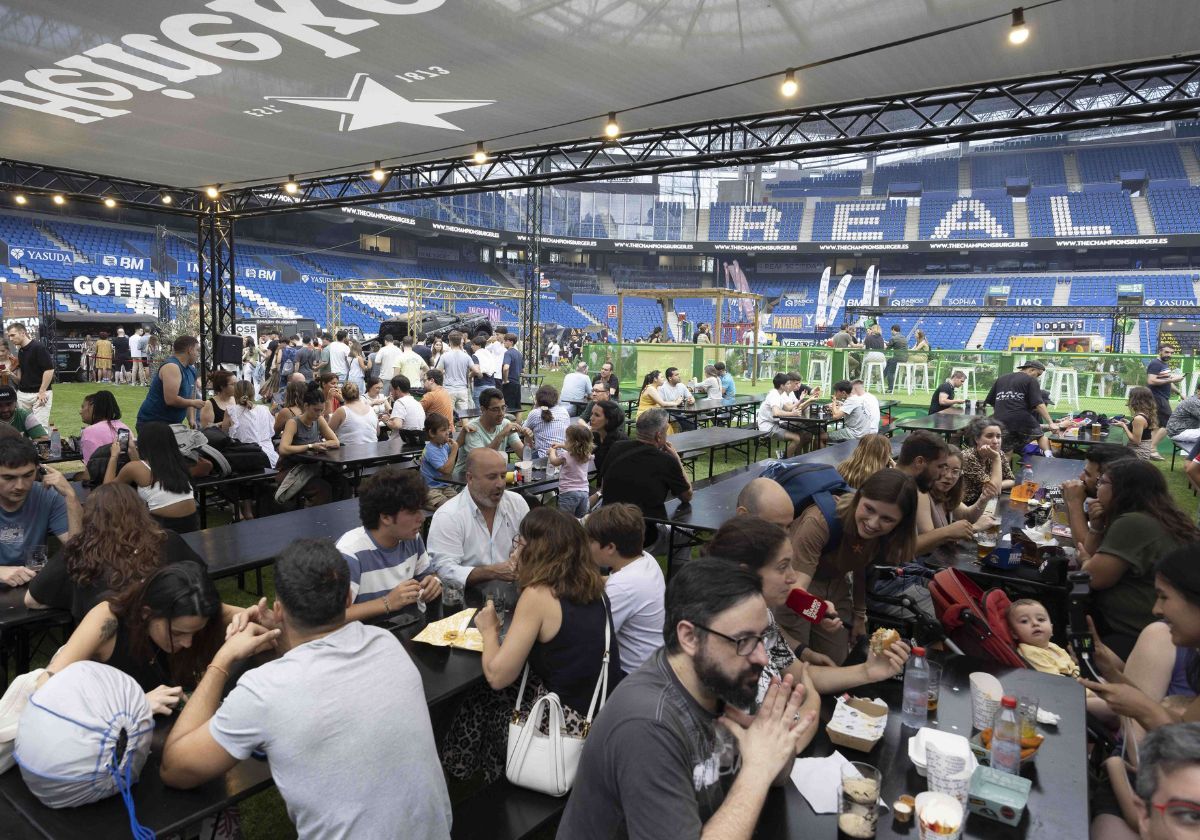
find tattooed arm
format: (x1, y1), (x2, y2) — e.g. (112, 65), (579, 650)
(38, 603), (122, 688)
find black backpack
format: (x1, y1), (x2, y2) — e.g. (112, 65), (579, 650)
(757, 461), (852, 549)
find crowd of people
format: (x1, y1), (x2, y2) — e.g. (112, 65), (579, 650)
(3, 318), (1200, 840)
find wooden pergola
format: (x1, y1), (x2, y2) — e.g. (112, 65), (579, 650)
(615, 288), (764, 348)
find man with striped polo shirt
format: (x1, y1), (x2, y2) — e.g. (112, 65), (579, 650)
(335, 466), (443, 623)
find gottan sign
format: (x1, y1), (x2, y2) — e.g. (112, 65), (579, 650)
(74, 275), (170, 299)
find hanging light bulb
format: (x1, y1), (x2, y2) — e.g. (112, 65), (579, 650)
(284, 177), (299, 194)
(13, 194), (27, 205)
(780, 69), (799, 98)
(1008, 7), (1030, 45)
(604, 112), (620, 139)
(371, 162), (385, 182)
(160, 191), (173, 205)
(472, 142), (488, 165)
(205, 185), (220, 199)
(52, 194), (65, 205)
(103, 197), (117, 208)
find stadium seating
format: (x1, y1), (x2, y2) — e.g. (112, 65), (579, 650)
(1147, 184), (1200, 234)
(707, 203), (804, 241)
(1075, 143), (1187, 183)
(811, 199), (908, 241)
(765, 171), (863, 198)
(871, 158), (958, 194)
(1027, 187), (1138, 237)
(918, 191), (1014, 239)
(970, 151), (1067, 189)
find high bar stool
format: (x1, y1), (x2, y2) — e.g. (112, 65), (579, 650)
(861, 358), (886, 392)
(893, 362), (930, 395)
(1046, 366), (1080, 412)
(807, 357), (832, 392)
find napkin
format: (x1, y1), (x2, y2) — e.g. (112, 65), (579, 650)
(412, 608), (484, 652)
(790, 751), (851, 813)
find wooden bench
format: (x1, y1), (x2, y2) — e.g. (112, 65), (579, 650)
(451, 780), (566, 840)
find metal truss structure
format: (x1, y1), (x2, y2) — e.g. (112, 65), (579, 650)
(520, 188), (544, 373)
(323, 277), (524, 341)
(615, 288), (764, 350)
(196, 213), (237, 383)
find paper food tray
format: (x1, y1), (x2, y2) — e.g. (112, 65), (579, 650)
(826, 696), (888, 752)
(412, 608), (484, 652)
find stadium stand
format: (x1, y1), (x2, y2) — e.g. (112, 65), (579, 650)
(871, 158), (958, 194)
(970, 150), (1067, 189)
(707, 203), (805, 241)
(764, 171), (863, 198)
(1075, 142), (1187, 183)
(811, 199), (908, 241)
(1147, 183), (1200, 234)
(1026, 186), (1138, 237)
(918, 191), (1015, 239)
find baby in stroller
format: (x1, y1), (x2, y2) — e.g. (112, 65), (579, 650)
(1007, 598), (1079, 678)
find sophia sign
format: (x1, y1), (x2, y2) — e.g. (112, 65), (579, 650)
(73, 275), (171, 299)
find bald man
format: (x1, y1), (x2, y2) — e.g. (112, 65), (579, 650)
(733, 476), (843, 663)
(426, 448), (529, 591)
(735, 478), (794, 528)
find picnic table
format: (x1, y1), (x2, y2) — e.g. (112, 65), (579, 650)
(757, 652), (1087, 839)
(897, 411), (977, 439)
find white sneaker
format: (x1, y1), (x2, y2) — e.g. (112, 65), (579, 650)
(1042, 448), (1055, 458)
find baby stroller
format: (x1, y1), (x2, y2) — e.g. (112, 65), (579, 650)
(861, 565), (964, 656)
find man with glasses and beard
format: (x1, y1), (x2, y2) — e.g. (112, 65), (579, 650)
(558, 558), (816, 840)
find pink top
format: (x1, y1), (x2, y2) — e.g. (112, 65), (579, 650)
(558, 451), (593, 494)
(80, 419), (131, 463)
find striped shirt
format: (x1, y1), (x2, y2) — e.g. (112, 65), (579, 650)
(335, 527), (431, 603)
(523, 404), (571, 459)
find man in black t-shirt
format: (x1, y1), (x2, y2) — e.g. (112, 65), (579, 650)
(928, 370), (967, 414)
(5, 322), (54, 429)
(983, 360), (1062, 452)
(1146, 344), (1183, 459)
(598, 408), (692, 548)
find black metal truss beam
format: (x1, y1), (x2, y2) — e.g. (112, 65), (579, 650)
(224, 53), (1200, 217)
(197, 213), (237, 389)
(521, 189), (544, 373)
(0, 158), (202, 216)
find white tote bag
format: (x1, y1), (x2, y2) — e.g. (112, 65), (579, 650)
(505, 604), (611, 797)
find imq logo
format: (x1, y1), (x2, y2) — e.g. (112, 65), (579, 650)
(0, 1), (462, 127)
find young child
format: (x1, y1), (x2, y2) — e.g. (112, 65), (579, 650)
(1007, 598), (1079, 677)
(420, 412), (459, 510)
(549, 424), (594, 517)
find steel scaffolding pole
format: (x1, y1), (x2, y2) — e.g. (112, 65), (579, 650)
(521, 188), (543, 374)
(196, 211), (237, 391)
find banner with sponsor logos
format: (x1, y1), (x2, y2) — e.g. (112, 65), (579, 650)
(467, 305), (501, 322)
(93, 253), (150, 272)
(8, 247), (76, 267)
(1036, 319), (1085, 333)
(74, 276), (170, 299)
(825, 274), (854, 328)
(814, 268), (831, 328)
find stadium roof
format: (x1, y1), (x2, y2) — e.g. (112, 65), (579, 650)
(0, 0), (1196, 191)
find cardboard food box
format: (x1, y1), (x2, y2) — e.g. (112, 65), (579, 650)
(967, 766), (1032, 826)
(826, 696), (888, 752)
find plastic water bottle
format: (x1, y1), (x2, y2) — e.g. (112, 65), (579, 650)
(990, 696), (1022, 774)
(48, 427), (61, 459)
(901, 646), (929, 729)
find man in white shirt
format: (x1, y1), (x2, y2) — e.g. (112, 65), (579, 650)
(757, 372), (820, 457)
(547, 340), (561, 368)
(396, 335), (429, 384)
(326, 330), (351, 380)
(585, 503), (665, 674)
(828, 379), (880, 442)
(435, 330), (478, 414)
(386, 375), (426, 440)
(560, 362), (592, 415)
(160, 539), (453, 840)
(427, 448), (529, 591)
(129, 328), (147, 386)
(659, 366), (697, 430)
(373, 334), (404, 381)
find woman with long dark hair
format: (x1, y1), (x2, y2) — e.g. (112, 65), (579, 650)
(40, 561), (245, 713)
(1114, 385), (1159, 461)
(444, 507), (622, 781)
(522, 384), (570, 458)
(914, 444), (998, 557)
(587, 399), (626, 472)
(77, 389), (130, 463)
(276, 382), (347, 505)
(273, 378), (309, 435)
(704, 517), (908, 715)
(959, 415), (1014, 504)
(25, 484), (203, 620)
(784, 468), (919, 663)
(636, 369), (681, 412)
(104, 421), (200, 533)
(199, 369), (236, 430)
(1078, 459), (1200, 658)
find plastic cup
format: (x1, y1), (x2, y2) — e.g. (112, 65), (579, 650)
(838, 761), (881, 838)
(915, 792), (964, 840)
(24, 545), (47, 572)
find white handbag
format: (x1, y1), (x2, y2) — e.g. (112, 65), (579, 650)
(504, 604), (611, 797)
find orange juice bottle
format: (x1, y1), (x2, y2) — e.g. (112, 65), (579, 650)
(1010, 460), (1039, 503)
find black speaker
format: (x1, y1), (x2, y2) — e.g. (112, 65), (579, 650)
(215, 334), (243, 365)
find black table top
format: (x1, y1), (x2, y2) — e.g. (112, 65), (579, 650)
(0, 586), (70, 633)
(757, 653), (1088, 839)
(298, 438), (422, 467)
(0, 632), (484, 840)
(898, 412), (977, 433)
(182, 498), (362, 578)
(668, 426), (767, 452)
(1045, 426), (1124, 447)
